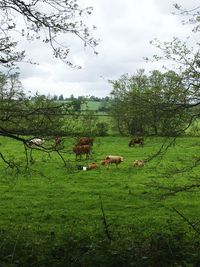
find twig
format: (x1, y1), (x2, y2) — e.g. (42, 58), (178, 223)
(11, 225), (23, 264)
(99, 194), (112, 242)
(173, 207), (200, 236)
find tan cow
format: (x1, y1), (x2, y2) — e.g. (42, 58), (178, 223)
(88, 162), (98, 170)
(133, 160), (145, 167)
(101, 155), (124, 168)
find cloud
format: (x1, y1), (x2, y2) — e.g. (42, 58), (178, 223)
(12, 0), (196, 97)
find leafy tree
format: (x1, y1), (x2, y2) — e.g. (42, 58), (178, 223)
(0, 0), (98, 68)
(148, 5), (200, 132)
(145, 4), (200, 195)
(52, 95), (58, 101)
(58, 94), (64, 101)
(109, 69), (191, 136)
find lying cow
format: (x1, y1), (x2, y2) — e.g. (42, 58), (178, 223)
(133, 160), (145, 167)
(76, 137), (94, 146)
(87, 162), (98, 170)
(101, 155), (124, 168)
(73, 144), (91, 160)
(28, 138), (45, 147)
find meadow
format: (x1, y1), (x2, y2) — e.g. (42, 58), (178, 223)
(0, 136), (200, 266)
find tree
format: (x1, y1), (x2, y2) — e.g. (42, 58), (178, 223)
(145, 4), (200, 195)
(58, 94), (64, 101)
(52, 95), (58, 101)
(109, 69), (191, 136)
(0, 0), (98, 68)
(148, 5), (200, 132)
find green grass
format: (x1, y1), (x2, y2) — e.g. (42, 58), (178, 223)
(0, 136), (200, 266)
(82, 100), (101, 110)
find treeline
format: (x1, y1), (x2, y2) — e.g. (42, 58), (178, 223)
(0, 73), (110, 137)
(42, 94), (110, 102)
(1, 69), (199, 138)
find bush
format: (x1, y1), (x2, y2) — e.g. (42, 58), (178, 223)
(95, 122), (109, 136)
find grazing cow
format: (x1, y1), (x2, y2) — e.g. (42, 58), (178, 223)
(28, 138), (45, 147)
(88, 162), (98, 170)
(101, 155), (124, 168)
(73, 144), (91, 160)
(133, 160), (145, 167)
(76, 137), (94, 146)
(129, 137), (144, 147)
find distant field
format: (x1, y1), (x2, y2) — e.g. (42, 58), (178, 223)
(0, 136), (200, 265)
(82, 100), (102, 110)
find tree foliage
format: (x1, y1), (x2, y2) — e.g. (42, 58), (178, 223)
(0, 0), (98, 68)
(109, 69), (191, 136)
(148, 5), (200, 125)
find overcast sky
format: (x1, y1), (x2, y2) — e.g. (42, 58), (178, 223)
(15, 0), (199, 98)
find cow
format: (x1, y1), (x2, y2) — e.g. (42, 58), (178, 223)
(26, 138), (45, 163)
(28, 138), (45, 147)
(73, 144), (91, 160)
(129, 137), (144, 147)
(76, 137), (94, 146)
(87, 162), (98, 170)
(101, 155), (124, 168)
(133, 160), (145, 167)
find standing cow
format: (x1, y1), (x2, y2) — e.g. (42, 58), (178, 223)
(129, 137), (144, 147)
(101, 155), (124, 168)
(73, 144), (92, 160)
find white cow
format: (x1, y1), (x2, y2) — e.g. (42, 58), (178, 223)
(28, 138), (45, 147)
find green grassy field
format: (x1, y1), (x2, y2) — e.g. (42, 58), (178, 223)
(0, 136), (200, 266)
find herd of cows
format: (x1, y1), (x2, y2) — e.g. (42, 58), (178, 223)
(72, 136), (145, 170)
(27, 136), (145, 170)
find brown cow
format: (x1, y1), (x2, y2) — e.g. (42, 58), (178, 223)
(76, 137), (94, 146)
(129, 137), (144, 147)
(73, 144), (91, 160)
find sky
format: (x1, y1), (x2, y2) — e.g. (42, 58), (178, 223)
(12, 0), (199, 98)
